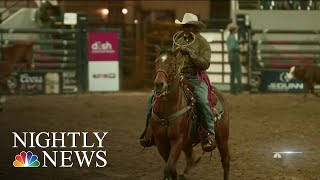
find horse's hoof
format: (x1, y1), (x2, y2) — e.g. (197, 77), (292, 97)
(178, 174), (187, 180)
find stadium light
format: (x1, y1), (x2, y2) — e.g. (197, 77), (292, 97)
(101, 8), (109, 16)
(122, 8), (128, 15)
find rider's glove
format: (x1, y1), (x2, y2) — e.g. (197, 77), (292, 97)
(185, 48), (198, 60)
(176, 46), (189, 56)
(176, 46), (198, 60)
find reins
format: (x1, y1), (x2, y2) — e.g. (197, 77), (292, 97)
(151, 77), (196, 129)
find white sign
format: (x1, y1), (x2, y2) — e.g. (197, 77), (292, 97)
(89, 61), (119, 91)
(63, 13), (77, 25)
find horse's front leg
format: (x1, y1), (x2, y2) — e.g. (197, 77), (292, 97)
(177, 142), (195, 180)
(163, 137), (183, 180)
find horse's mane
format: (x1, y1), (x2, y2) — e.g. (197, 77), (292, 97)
(159, 48), (174, 56)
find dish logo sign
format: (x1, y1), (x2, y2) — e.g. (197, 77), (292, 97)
(88, 32), (119, 61)
(91, 41), (115, 54)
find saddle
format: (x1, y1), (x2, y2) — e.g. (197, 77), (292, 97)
(180, 78), (222, 118)
(180, 79), (224, 146)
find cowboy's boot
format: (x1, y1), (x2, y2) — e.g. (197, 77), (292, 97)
(201, 115), (216, 152)
(201, 132), (216, 152)
(139, 93), (154, 147)
(138, 124), (154, 147)
(139, 113), (154, 147)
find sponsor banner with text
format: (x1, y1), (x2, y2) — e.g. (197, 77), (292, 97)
(261, 70), (305, 93)
(87, 31), (120, 91)
(17, 72), (45, 94)
(15, 71), (79, 95)
(88, 32), (119, 61)
(89, 61), (119, 91)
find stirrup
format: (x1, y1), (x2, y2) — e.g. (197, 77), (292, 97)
(201, 135), (216, 152)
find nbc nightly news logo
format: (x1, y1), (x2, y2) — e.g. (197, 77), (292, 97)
(12, 132), (109, 168)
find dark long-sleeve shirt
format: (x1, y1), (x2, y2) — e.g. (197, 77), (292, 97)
(173, 32), (211, 73)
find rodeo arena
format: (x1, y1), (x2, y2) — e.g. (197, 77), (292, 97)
(1, 0), (320, 180)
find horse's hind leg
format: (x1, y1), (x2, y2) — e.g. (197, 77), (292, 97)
(217, 138), (230, 180)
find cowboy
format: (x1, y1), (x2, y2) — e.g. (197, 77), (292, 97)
(34, 1), (60, 50)
(139, 13), (216, 152)
(226, 23), (243, 94)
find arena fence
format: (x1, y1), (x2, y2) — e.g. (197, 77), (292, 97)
(248, 29), (320, 93)
(3, 22), (319, 94)
(202, 29), (248, 91)
(0, 27), (87, 95)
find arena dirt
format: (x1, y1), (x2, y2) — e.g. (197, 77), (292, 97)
(0, 92), (319, 180)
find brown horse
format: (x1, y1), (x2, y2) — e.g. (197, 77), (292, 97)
(150, 47), (230, 180)
(288, 65), (320, 97)
(0, 42), (34, 111)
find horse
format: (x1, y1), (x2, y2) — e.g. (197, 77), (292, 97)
(150, 46), (230, 180)
(288, 65), (320, 97)
(0, 42), (34, 111)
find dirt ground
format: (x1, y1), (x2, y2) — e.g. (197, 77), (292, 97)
(0, 92), (320, 180)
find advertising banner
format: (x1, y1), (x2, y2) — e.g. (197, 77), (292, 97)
(261, 70), (305, 93)
(88, 61), (119, 91)
(61, 71), (78, 93)
(88, 31), (120, 91)
(88, 32), (119, 61)
(44, 72), (60, 94)
(17, 72), (45, 94)
(16, 72), (63, 95)
(9, 71), (80, 95)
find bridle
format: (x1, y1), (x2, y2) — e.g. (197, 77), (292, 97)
(154, 54), (179, 97)
(152, 53), (195, 128)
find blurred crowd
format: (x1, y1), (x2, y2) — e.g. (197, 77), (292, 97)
(259, 0), (320, 10)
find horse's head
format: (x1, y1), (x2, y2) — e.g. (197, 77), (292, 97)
(153, 46), (180, 96)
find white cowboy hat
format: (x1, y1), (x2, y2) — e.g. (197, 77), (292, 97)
(226, 23), (238, 31)
(175, 13), (206, 29)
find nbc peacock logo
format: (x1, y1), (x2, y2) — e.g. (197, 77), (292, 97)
(13, 151), (40, 167)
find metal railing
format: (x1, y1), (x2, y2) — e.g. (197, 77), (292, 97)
(258, 0), (320, 10)
(0, 0), (32, 23)
(248, 29), (320, 92)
